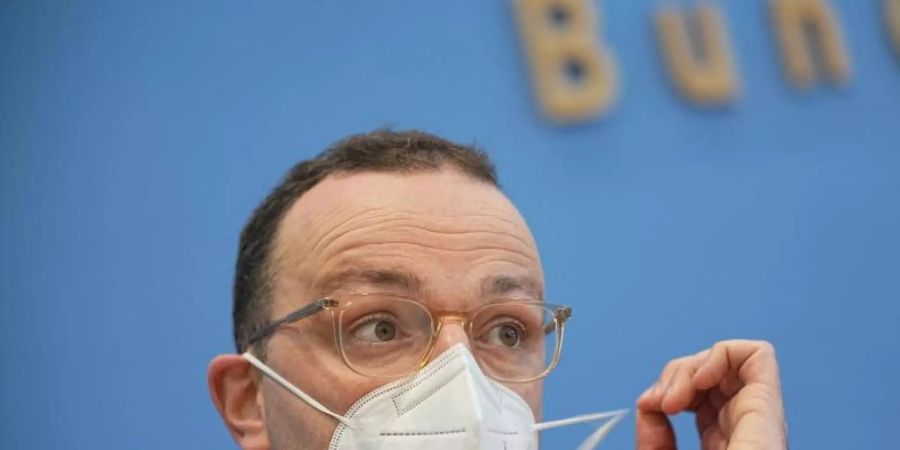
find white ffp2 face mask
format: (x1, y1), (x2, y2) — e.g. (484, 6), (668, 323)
(243, 344), (627, 450)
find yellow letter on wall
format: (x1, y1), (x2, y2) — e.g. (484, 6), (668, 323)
(514, 0), (618, 123)
(888, 0), (900, 57)
(770, 0), (851, 89)
(655, 3), (739, 105)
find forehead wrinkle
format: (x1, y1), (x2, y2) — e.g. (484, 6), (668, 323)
(280, 207), (528, 271)
(271, 172), (539, 289)
(470, 252), (544, 274)
(318, 208), (535, 251)
(330, 239), (539, 265)
(284, 171), (518, 248)
(323, 224), (537, 259)
(272, 205), (400, 278)
(318, 210), (534, 251)
(301, 207), (402, 262)
(397, 220), (536, 249)
(287, 217), (538, 279)
(421, 211), (525, 229)
(314, 267), (426, 295)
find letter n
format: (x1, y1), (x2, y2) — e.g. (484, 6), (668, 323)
(769, 0), (851, 89)
(888, 0), (900, 57)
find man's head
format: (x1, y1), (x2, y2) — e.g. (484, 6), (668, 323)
(208, 130), (545, 449)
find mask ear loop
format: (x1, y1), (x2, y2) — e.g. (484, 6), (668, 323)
(533, 409), (629, 450)
(575, 410), (628, 450)
(242, 352), (355, 428)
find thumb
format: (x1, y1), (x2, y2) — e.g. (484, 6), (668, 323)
(635, 409), (676, 450)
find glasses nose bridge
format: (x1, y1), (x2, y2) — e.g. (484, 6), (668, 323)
(433, 312), (473, 335)
(428, 312), (475, 361)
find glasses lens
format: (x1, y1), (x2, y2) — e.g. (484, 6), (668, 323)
(471, 302), (560, 382)
(336, 296), (433, 378)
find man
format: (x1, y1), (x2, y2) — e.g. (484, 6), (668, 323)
(208, 130), (786, 449)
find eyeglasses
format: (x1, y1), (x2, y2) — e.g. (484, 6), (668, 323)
(248, 293), (572, 383)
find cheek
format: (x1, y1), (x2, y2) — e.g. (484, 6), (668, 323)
(259, 358), (387, 448)
(277, 349), (385, 415)
(330, 377), (385, 413)
(267, 330), (387, 416)
(262, 379), (336, 449)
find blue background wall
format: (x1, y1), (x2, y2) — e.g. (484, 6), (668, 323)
(2, 1), (898, 448)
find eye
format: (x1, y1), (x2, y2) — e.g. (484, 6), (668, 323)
(486, 322), (525, 348)
(352, 317), (398, 343)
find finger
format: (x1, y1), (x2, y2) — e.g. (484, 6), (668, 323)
(700, 426), (727, 450)
(694, 398), (717, 436)
(658, 350), (708, 414)
(640, 348), (709, 406)
(708, 386), (729, 411)
(636, 381), (663, 410)
(687, 388), (709, 412)
(718, 372), (744, 397)
(716, 391), (745, 440)
(692, 340), (780, 391)
(638, 357), (686, 410)
(636, 409), (677, 450)
(661, 364), (701, 414)
(724, 388), (787, 449)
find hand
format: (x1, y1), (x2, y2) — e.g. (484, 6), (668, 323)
(636, 340), (786, 450)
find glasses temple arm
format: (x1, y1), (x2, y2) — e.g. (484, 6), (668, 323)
(247, 298), (335, 344)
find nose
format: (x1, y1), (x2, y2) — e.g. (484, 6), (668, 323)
(428, 319), (471, 360)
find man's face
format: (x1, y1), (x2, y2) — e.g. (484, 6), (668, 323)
(259, 168), (545, 449)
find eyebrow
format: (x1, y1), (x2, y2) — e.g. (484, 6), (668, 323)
(481, 274), (543, 300)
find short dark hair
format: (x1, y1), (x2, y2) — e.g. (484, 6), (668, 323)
(233, 129), (499, 353)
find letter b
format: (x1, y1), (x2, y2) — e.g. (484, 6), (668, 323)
(514, 0), (618, 123)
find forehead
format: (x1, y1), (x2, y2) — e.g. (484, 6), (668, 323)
(269, 169), (543, 309)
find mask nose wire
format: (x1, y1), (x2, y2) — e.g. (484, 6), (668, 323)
(242, 352), (354, 428)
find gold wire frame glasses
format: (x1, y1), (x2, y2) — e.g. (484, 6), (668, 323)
(247, 293), (572, 383)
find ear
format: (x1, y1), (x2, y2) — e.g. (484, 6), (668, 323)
(208, 354), (270, 450)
